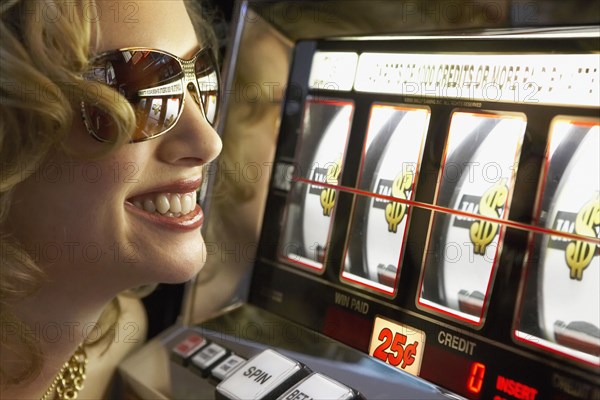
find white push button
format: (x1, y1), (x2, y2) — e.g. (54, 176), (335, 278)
(277, 373), (356, 400)
(216, 349), (306, 400)
(171, 333), (207, 360)
(211, 354), (246, 381)
(191, 342), (228, 370)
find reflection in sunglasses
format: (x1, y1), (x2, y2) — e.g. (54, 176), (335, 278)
(81, 47), (219, 142)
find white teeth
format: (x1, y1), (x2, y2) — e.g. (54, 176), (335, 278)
(155, 194), (170, 214)
(181, 194), (193, 214)
(170, 194), (182, 213)
(131, 191), (198, 217)
(143, 199), (156, 212)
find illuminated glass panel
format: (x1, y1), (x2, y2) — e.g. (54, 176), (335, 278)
(514, 117), (599, 367)
(368, 316), (426, 376)
(278, 98), (354, 271)
(341, 104), (430, 295)
(418, 111), (527, 325)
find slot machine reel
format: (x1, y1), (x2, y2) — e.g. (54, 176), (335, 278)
(362, 109), (429, 286)
(280, 101), (353, 269)
(345, 109), (406, 282)
(344, 106), (429, 292)
(537, 123), (600, 357)
(421, 112), (526, 322)
(440, 116), (524, 317)
(421, 116), (499, 311)
(300, 104), (352, 266)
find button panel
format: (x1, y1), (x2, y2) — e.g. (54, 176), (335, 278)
(169, 332), (363, 399)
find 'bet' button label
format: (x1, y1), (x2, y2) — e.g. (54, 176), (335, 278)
(277, 373), (357, 400)
(216, 349), (306, 400)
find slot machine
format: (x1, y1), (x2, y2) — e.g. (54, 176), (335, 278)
(118, 1), (600, 399)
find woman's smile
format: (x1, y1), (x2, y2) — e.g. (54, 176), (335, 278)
(125, 178), (205, 230)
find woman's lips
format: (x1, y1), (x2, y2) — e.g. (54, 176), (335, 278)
(125, 202), (204, 231)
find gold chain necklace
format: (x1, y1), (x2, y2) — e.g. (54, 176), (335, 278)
(40, 345), (87, 400)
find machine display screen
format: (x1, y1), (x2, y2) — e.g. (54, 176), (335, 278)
(251, 33), (600, 399)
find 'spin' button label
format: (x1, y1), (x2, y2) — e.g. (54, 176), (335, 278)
(216, 349), (308, 400)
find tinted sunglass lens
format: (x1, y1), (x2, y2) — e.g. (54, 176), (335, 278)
(195, 52), (219, 125)
(124, 51), (185, 141)
(82, 104), (118, 142)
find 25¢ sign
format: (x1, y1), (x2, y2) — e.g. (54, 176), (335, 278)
(369, 316), (426, 376)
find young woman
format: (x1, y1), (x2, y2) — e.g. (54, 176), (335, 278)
(0, 0), (222, 398)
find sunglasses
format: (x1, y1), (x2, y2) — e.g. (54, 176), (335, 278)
(81, 47), (219, 143)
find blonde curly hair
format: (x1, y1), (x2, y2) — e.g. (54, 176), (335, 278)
(0, 0), (216, 385)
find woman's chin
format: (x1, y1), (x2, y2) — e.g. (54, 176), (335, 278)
(162, 260), (206, 284)
(125, 230), (207, 284)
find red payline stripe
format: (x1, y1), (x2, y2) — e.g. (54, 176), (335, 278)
(294, 177), (600, 246)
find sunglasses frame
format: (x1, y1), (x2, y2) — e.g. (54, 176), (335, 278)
(81, 46), (220, 143)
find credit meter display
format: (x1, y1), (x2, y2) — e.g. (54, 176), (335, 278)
(342, 104), (430, 294)
(279, 98), (354, 271)
(515, 117), (600, 366)
(419, 111), (526, 325)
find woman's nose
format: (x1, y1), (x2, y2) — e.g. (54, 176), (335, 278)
(156, 94), (223, 166)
